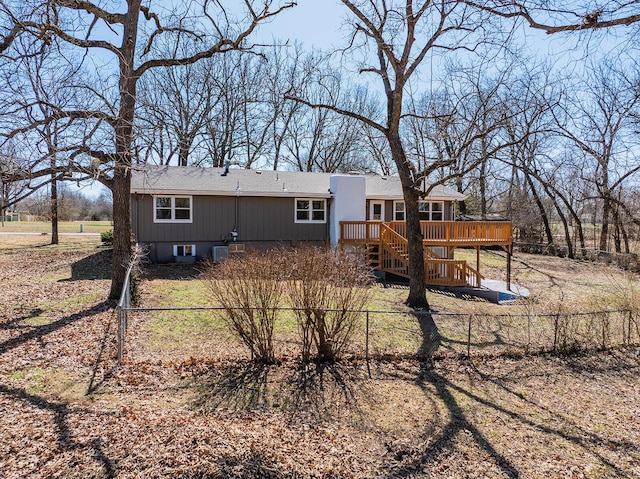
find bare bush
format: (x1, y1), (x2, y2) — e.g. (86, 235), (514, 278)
(201, 253), (282, 363)
(283, 247), (372, 362)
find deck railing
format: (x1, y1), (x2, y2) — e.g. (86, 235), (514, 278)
(340, 220), (503, 288)
(340, 220), (512, 246)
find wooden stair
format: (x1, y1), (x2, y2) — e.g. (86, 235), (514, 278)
(377, 223), (483, 288)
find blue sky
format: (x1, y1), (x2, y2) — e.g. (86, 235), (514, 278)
(80, 1), (627, 198)
(256, 1), (347, 49)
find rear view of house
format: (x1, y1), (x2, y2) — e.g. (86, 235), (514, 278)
(131, 165), (513, 294)
(131, 165), (461, 260)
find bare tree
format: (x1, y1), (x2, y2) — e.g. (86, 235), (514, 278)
(288, 1), (502, 310)
(554, 61), (640, 254)
(137, 48), (215, 167)
(0, 0), (295, 299)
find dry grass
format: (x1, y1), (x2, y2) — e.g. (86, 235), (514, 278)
(0, 220), (111, 234)
(1, 238), (639, 478)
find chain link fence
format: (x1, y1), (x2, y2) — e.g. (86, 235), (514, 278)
(116, 304), (640, 365)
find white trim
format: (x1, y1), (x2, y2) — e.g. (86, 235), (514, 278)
(153, 195), (193, 223)
(393, 200), (405, 221)
(369, 200), (385, 221)
(173, 244), (196, 256)
(418, 200), (444, 221)
(294, 198), (327, 224)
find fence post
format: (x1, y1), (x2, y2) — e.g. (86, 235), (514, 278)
(117, 306), (123, 366)
(365, 311), (370, 361)
(116, 262), (134, 367)
(467, 314), (473, 358)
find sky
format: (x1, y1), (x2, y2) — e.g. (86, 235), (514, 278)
(80, 0), (629, 199)
(256, 0), (347, 49)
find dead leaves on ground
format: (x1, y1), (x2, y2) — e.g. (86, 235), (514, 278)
(1, 245), (640, 478)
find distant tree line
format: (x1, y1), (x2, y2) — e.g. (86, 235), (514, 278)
(15, 186), (112, 222)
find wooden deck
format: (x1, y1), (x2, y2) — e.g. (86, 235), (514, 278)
(339, 220), (513, 288)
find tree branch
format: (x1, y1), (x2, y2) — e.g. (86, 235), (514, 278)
(284, 93), (386, 134)
(463, 1), (640, 34)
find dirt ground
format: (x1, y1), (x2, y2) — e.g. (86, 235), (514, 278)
(1, 236), (639, 478)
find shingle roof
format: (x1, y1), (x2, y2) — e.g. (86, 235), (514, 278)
(130, 165), (465, 201)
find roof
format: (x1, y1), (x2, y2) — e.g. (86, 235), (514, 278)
(130, 165), (465, 201)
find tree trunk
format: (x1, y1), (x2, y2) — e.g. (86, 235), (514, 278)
(526, 174), (553, 244)
(109, 166), (132, 300)
(0, 180), (5, 227)
(404, 186), (430, 309)
(50, 172), (58, 245)
(388, 130), (429, 309)
(599, 197), (611, 253)
(108, 0), (139, 300)
(479, 160), (488, 219)
(455, 176), (466, 216)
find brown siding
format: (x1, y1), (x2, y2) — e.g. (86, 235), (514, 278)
(444, 201), (454, 220)
(132, 194), (329, 262)
(385, 200), (394, 221)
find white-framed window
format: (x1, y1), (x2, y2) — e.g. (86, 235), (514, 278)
(418, 201), (444, 221)
(393, 201), (405, 221)
(154, 196), (192, 223)
(295, 198), (326, 223)
(173, 244), (196, 257)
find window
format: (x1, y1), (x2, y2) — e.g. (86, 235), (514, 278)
(431, 202), (443, 221)
(295, 198), (326, 223)
(173, 244), (195, 256)
(154, 196), (192, 223)
(418, 201), (444, 221)
(394, 201), (405, 221)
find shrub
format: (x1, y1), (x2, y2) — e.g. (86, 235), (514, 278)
(284, 246), (372, 362)
(201, 252), (282, 363)
(101, 229), (114, 245)
(201, 246), (373, 363)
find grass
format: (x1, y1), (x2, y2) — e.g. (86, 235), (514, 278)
(0, 220), (111, 234)
(0, 233), (103, 252)
(134, 251), (640, 361)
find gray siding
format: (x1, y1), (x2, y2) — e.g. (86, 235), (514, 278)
(132, 194), (329, 262)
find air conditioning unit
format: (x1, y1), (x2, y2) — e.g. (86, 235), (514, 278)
(212, 246), (229, 262)
(228, 243), (246, 254)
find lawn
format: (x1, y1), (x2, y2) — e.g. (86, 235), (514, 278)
(1, 237), (639, 478)
(0, 220), (112, 234)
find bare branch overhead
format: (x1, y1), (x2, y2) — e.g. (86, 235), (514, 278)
(463, 1), (640, 34)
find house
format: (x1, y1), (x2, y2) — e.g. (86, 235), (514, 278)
(131, 165), (513, 291)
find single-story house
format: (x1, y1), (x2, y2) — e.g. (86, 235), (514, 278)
(131, 165), (514, 293)
(131, 165), (464, 262)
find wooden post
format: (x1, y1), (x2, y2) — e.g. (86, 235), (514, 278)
(506, 248), (512, 291)
(476, 246), (481, 288)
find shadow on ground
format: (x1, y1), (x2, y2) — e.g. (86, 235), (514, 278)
(67, 249), (113, 281)
(0, 301), (112, 355)
(188, 360), (371, 421)
(142, 262), (201, 281)
(0, 382), (118, 478)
